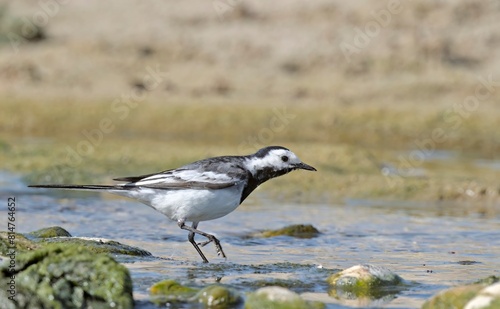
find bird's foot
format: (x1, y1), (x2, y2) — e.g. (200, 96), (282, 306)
(198, 236), (226, 258)
(214, 239), (226, 259)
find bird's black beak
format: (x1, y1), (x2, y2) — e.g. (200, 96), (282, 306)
(295, 162), (317, 171)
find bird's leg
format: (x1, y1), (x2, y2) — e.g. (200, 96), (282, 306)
(186, 221), (209, 263)
(178, 220), (227, 261)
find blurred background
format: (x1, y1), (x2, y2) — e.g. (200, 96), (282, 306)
(2, 3), (499, 307)
(0, 0), (499, 203)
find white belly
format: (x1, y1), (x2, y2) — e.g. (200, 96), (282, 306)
(115, 185), (243, 222)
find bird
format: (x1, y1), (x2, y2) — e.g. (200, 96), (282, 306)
(29, 146), (316, 263)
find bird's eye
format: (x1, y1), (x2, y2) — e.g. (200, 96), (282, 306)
(281, 155), (289, 162)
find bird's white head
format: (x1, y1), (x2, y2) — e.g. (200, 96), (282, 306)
(244, 146), (316, 180)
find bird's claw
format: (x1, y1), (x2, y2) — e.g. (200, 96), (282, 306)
(213, 239), (226, 258)
(216, 245), (226, 258)
(196, 235), (226, 259)
(197, 237), (227, 258)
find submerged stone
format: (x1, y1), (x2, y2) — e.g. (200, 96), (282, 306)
(327, 264), (404, 299)
(28, 226), (72, 238)
(258, 224), (320, 239)
(196, 285), (243, 308)
(249, 278), (315, 291)
(0, 244), (133, 309)
(150, 279), (198, 303)
(245, 286), (325, 309)
(150, 280), (242, 308)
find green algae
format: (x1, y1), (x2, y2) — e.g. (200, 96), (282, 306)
(0, 232), (39, 255)
(0, 244), (133, 309)
(258, 224), (320, 239)
(41, 237), (152, 257)
(1, 227), (150, 257)
(150, 279), (242, 308)
(196, 285), (243, 308)
(327, 264), (404, 299)
(28, 226), (72, 238)
(423, 277), (500, 309)
(422, 284), (484, 309)
(150, 279), (198, 302)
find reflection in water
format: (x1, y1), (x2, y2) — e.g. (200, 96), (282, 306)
(2, 172), (499, 308)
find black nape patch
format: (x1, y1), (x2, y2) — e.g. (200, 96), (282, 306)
(254, 146), (289, 158)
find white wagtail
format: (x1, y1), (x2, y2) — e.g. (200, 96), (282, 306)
(29, 146), (316, 263)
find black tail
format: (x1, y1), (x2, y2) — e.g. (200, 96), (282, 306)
(28, 184), (126, 191)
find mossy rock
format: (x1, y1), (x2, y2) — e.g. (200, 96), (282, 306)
(150, 280), (243, 309)
(150, 279), (198, 303)
(0, 232), (39, 255)
(196, 285), (242, 308)
(0, 244), (133, 309)
(196, 284), (243, 309)
(150, 280), (242, 308)
(248, 278), (315, 291)
(258, 224), (320, 239)
(41, 237), (152, 256)
(327, 264), (404, 299)
(1, 227), (150, 257)
(245, 286), (325, 309)
(28, 226), (72, 238)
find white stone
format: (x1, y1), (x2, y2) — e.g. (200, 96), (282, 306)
(464, 282), (500, 309)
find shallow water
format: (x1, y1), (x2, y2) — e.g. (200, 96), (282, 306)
(2, 172), (499, 308)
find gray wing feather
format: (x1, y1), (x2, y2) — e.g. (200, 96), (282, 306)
(116, 157), (248, 190)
